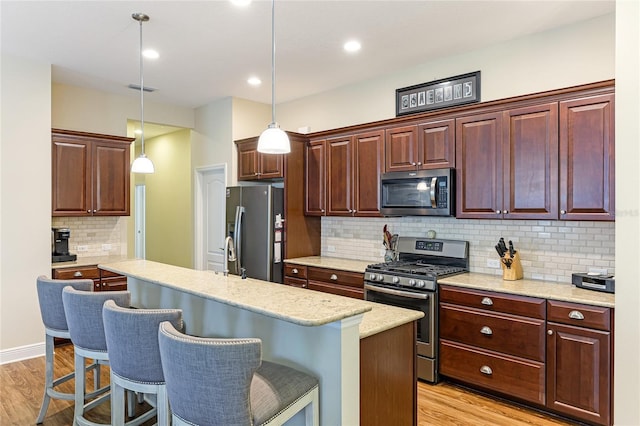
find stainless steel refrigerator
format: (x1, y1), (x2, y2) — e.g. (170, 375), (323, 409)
(225, 185), (284, 283)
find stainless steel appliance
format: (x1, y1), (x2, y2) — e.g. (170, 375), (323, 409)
(380, 168), (455, 217)
(364, 236), (468, 383)
(225, 185), (284, 283)
(572, 272), (615, 293)
(52, 227), (77, 263)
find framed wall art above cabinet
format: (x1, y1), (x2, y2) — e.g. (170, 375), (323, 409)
(51, 129), (133, 217)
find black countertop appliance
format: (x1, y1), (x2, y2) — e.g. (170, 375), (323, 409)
(52, 227), (76, 263)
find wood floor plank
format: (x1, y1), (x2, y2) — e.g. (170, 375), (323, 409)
(1, 344), (580, 425)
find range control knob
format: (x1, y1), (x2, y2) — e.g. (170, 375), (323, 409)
(368, 273), (377, 280)
(392, 276), (400, 284)
(377, 274), (384, 282)
(416, 280), (425, 288)
(409, 279), (416, 287)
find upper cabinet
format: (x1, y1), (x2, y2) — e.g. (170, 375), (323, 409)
(385, 119), (455, 172)
(559, 94), (615, 221)
(52, 129), (133, 217)
(306, 130), (384, 217)
(236, 138), (283, 181)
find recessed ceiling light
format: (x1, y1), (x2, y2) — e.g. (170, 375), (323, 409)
(143, 49), (159, 59)
(343, 40), (361, 53)
(230, 0), (252, 6)
(248, 76), (262, 86)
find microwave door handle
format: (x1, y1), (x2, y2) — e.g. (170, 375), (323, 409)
(234, 206), (245, 275)
(430, 177), (438, 208)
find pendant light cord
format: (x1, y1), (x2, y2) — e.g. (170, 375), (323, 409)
(139, 17), (146, 155)
(270, 0), (276, 125)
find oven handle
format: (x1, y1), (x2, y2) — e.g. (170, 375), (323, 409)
(365, 284), (429, 300)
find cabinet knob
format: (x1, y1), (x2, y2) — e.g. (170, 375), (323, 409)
(254, 172), (259, 176)
(480, 326), (493, 335)
(73, 271), (83, 278)
(568, 310), (585, 320)
(102, 282), (106, 287)
(292, 268), (298, 274)
(321, 209), (325, 213)
(480, 365), (493, 375)
(481, 297), (493, 306)
(417, 162), (422, 166)
(87, 209), (91, 213)
(547, 330), (554, 335)
(502, 210), (508, 214)
(330, 274), (338, 281)
(496, 210), (501, 215)
(302, 284), (307, 288)
(411, 162), (417, 166)
(560, 210), (567, 215)
(93, 209), (97, 213)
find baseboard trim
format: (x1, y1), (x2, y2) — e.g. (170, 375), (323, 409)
(0, 342), (45, 365)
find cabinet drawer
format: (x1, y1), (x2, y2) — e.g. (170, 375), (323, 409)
(53, 266), (100, 280)
(547, 300), (611, 331)
(99, 276), (127, 291)
(284, 277), (307, 288)
(440, 303), (545, 361)
(307, 281), (364, 299)
(307, 267), (363, 289)
(284, 264), (308, 280)
(439, 285), (545, 319)
(440, 340), (545, 405)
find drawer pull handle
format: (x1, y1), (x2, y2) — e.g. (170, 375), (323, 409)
(480, 365), (493, 375)
(480, 326), (493, 335)
(568, 310), (584, 320)
(330, 274), (338, 281)
(73, 271), (83, 278)
(481, 297), (493, 306)
(292, 268), (298, 274)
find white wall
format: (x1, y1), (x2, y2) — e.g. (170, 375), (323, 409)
(193, 97), (235, 185)
(614, 1), (640, 423)
(0, 55), (51, 357)
(278, 14), (615, 133)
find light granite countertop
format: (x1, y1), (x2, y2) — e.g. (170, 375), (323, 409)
(52, 255), (131, 269)
(100, 259), (422, 337)
(284, 256), (371, 273)
(439, 273), (615, 308)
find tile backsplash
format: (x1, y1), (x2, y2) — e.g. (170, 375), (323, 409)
(52, 216), (127, 257)
(321, 217), (615, 284)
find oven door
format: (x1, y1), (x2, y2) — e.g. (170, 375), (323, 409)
(364, 283), (436, 359)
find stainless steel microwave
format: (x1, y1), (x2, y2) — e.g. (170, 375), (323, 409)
(380, 168), (455, 216)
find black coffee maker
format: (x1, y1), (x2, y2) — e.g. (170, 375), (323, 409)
(52, 227), (77, 263)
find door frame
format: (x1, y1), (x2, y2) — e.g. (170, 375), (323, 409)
(194, 163), (227, 270)
(134, 184), (146, 259)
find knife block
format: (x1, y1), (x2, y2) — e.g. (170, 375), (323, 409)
(501, 252), (523, 281)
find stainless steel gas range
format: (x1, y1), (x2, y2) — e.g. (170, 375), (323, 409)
(364, 237), (469, 383)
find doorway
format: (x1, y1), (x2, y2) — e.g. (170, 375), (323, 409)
(194, 164), (227, 271)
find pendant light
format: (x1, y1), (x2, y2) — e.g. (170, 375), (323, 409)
(257, 0), (290, 154)
(130, 12), (155, 174)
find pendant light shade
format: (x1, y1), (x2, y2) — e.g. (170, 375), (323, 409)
(131, 12), (155, 174)
(257, 0), (290, 154)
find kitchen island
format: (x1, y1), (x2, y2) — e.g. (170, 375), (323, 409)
(100, 259), (423, 426)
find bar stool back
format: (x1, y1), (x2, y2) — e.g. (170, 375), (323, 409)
(62, 286), (130, 426)
(158, 321), (319, 426)
(102, 300), (183, 426)
(35, 275), (93, 424)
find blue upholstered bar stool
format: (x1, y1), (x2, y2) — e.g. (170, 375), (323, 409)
(158, 321), (320, 426)
(35, 275), (95, 424)
(62, 287), (130, 426)
(102, 300), (183, 426)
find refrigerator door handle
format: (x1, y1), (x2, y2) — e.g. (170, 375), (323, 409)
(234, 206), (245, 275)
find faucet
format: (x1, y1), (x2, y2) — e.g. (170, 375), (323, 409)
(223, 236), (236, 276)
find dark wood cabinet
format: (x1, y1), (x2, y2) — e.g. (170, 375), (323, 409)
(326, 135), (354, 216)
(52, 129), (133, 217)
(283, 263), (364, 299)
(559, 94), (615, 221)
(456, 103), (558, 220)
(385, 120), (455, 172)
(353, 130), (384, 216)
(52, 265), (126, 292)
(546, 300), (613, 426)
(236, 138), (283, 181)
(304, 139), (326, 216)
(283, 263), (308, 288)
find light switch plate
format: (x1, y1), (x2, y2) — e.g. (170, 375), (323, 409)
(102, 244), (112, 251)
(77, 245), (88, 252)
(487, 259), (500, 268)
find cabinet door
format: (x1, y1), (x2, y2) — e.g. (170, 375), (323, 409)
(238, 141), (260, 180)
(326, 136), (354, 216)
(354, 130), (383, 216)
(547, 322), (611, 426)
(52, 138), (91, 216)
(559, 94), (615, 221)
(455, 112), (503, 219)
(385, 125), (418, 172)
(417, 119), (455, 169)
(304, 140), (326, 215)
(502, 103), (558, 220)
(259, 153), (283, 179)
(93, 141), (130, 216)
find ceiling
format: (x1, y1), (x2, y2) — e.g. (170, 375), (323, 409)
(2, 1), (614, 111)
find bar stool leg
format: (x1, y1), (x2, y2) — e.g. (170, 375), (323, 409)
(36, 334), (55, 424)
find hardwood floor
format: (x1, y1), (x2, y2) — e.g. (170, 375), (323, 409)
(1, 344), (578, 425)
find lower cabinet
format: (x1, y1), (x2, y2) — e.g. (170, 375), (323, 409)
(52, 265), (127, 292)
(283, 263), (364, 299)
(439, 285), (614, 426)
